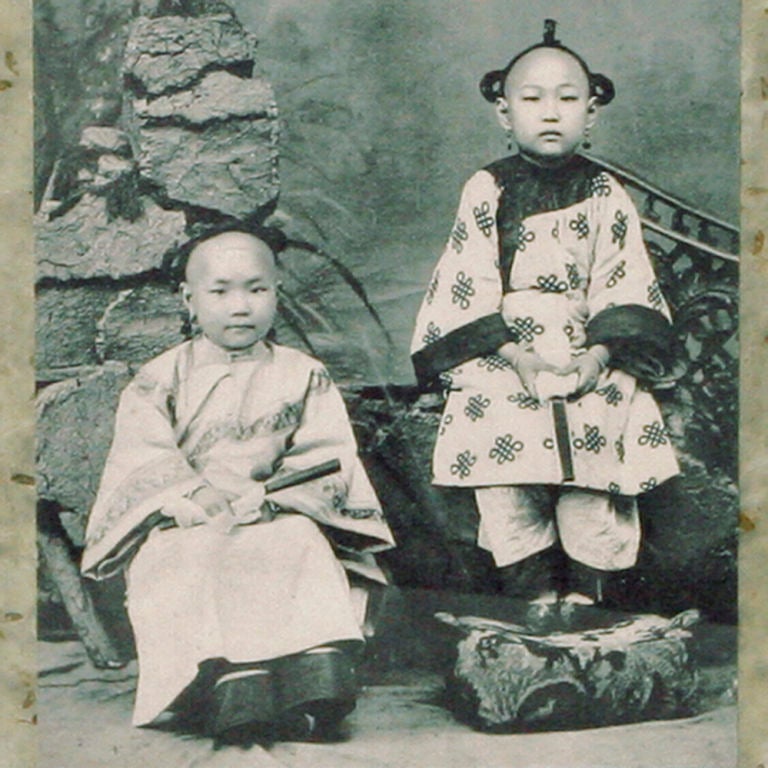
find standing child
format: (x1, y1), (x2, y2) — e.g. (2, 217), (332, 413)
(411, 21), (679, 607)
(82, 227), (394, 743)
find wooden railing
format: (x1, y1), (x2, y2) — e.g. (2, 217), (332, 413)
(589, 154), (739, 478)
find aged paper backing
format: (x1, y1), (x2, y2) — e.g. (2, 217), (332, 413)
(0, 1), (765, 765)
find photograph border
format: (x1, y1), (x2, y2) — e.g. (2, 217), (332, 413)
(0, 0), (765, 764)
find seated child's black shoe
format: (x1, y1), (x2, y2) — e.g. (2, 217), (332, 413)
(274, 698), (354, 743)
(271, 645), (357, 741)
(206, 665), (276, 742)
(274, 645), (358, 711)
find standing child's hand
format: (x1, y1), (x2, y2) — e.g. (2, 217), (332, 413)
(498, 343), (559, 403)
(560, 345), (610, 400)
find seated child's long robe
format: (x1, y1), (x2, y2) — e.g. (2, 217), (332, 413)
(81, 337), (394, 725)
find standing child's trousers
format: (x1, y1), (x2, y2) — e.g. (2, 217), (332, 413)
(475, 485), (640, 571)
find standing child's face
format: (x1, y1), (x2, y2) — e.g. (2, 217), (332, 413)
(182, 232), (279, 351)
(497, 47), (597, 161)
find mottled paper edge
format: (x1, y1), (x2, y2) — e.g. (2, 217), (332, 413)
(739, 1), (768, 766)
(0, 1), (765, 766)
(0, 0), (37, 766)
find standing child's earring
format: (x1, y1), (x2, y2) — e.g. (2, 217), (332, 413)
(506, 129), (515, 152)
(582, 127), (592, 150)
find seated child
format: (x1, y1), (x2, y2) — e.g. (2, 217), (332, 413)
(410, 21), (680, 607)
(82, 227), (395, 743)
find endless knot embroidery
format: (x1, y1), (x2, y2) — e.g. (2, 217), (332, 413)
(640, 477), (658, 492)
(450, 219), (469, 252)
(574, 424), (607, 453)
(478, 355), (514, 373)
(589, 172), (612, 197)
(489, 434), (524, 464)
(569, 212), (590, 239)
(451, 271), (475, 309)
(439, 371), (454, 390)
(597, 382), (623, 406)
(514, 223), (536, 251)
(439, 413), (454, 436)
(611, 210), (629, 249)
(566, 263), (581, 289)
(615, 436), (625, 463)
(606, 259), (627, 288)
(508, 392), (541, 410)
(608, 482), (621, 495)
(464, 394), (491, 421)
(507, 316), (544, 343)
(647, 280), (664, 309)
(422, 321), (441, 346)
(537, 274), (569, 293)
(473, 201), (495, 237)
(426, 270), (440, 304)
(450, 449), (477, 479)
(638, 421), (668, 448)
(543, 437), (555, 450)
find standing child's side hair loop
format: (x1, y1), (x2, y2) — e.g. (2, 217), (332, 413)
(479, 69), (508, 103)
(479, 19), (616, 106)
(589, 73), (616, 106)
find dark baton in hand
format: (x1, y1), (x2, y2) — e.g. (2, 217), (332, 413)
(158, 458), (342, 530)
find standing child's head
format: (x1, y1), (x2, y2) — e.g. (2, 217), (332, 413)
(181, 229), (280, 351)
(480, 20), (615, 164)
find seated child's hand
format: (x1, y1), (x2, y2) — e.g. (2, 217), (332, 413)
(560, 345), (610, 400)
(230, 482), (269, 525)
(498, 343), (559, 403)
(164, 497), (209, 528)
(189, 485), (236, 524)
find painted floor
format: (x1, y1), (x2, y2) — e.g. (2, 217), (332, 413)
(39, 639), (736, 768)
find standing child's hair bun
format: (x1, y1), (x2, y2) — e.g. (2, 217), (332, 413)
(479, 19), (615, 106)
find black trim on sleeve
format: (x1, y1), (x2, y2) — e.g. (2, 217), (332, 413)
(412, 313), (519, 386)
(586, 304), (685, 384)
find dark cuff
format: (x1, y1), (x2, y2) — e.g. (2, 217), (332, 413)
(412, 313), (519, 386)
(586, 304), (685, 384)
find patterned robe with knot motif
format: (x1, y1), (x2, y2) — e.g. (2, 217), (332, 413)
(411, 154), (679, 496)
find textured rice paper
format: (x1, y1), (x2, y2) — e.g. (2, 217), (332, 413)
(0, 0), (36, 765)
(1, 0), (767, 766)
(739, 2), (768, 765)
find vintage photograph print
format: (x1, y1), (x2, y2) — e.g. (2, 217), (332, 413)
(33, 1), (740, 765)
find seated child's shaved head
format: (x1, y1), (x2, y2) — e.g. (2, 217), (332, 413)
(182, 230), (280, 351)
(185, 231), (278, 285)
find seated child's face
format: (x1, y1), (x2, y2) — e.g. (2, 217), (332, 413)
(502, 47), (595, 161)
(182, 232), (279, 351)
